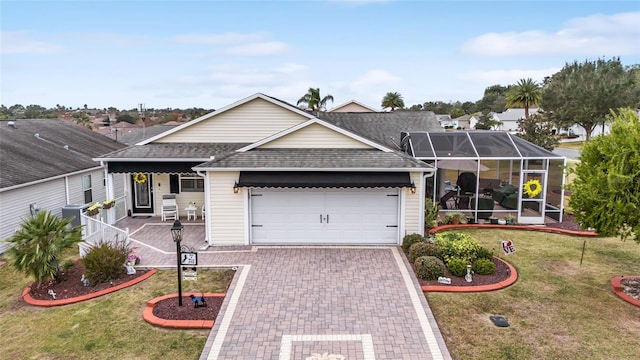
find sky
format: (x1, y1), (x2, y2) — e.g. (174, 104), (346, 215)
(1, 0), (639, 111)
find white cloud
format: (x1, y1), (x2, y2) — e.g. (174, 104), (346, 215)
(223, 41), (290, 56)
(275, 63), (309, 74)
(348, 69), (401, 91)
(167, 32), (268, 45)
(459, 68), (560, 85)
(461, 11), (640, 56)
(0, 31), (63, 54)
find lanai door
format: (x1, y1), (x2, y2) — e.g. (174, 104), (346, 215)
(518, 170), (547, 224)
(131, 173), (154, 215)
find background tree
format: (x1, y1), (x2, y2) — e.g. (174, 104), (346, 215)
(506, 78), (541, 118)
(6, 210), (83, 285)
(515, 112), (559, 150)
(297, 88), (334, 115)
(473, 113), (502, 130)
(475, 84), (508, 113)
(568, 109), (639, 243)
(72, 111), (92, 129)
(381, 92), (405, 111)
(116, 113), (137, 124)
(541, 57), (640, 141)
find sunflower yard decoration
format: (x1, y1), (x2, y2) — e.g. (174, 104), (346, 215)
(134, 173), (147, 184)
(523, 179), (542, 198)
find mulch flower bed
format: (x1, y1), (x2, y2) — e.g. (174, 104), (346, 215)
(621, 278), (640, 301)
(152, 296), (224, 321)
(28, 260), (149, 301)
(415, 257), (511, 287)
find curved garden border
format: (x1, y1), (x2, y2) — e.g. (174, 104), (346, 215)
(143, 292), (226, 329)
(22, 268), (158, 307)
(422, 224), (598, 293)
(422, 257), (518, 293)
(610, 276), (640, 307)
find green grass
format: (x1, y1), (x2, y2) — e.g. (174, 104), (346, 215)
(557, 141), (585, 151)
(0, 257), (233, 360)
(427, 229), (640, 360)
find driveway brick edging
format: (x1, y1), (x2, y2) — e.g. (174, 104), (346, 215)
(428, 224), (598, 237)
(22, 268), (158, 307)
(610, 276), (640, 307)
(422, 257), (518, 292)
(143, 292), (225, 329)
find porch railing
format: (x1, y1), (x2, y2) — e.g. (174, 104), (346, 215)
(79, 212), (129, 258)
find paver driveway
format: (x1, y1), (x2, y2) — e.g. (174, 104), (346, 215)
(122, 220), (451, 359)
(198, 247), (451, 360)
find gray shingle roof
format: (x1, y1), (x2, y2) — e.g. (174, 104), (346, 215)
(98, 143), (250, 160)
(195, 148), (431, 169)
(115, 124), (178, 145)
(319, 111), (443, 149)
(0, 119), (126, 189)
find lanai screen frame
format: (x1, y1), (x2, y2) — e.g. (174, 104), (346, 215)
(404, 131), (567, 223)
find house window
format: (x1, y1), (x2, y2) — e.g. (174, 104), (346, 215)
(83, 175), (92, 203)
(180, 175), (204, 192)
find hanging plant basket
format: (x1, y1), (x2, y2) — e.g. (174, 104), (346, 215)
(86, 208), (99, 216)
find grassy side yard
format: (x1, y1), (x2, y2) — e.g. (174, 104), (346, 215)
(556, 141), (585, 151)
(0, 261), (233, 360)
(427, 229), (640, 360)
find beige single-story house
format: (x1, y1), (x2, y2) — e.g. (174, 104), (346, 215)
(96, 93), (441, 246)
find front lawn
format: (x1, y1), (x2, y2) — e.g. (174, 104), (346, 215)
(0, 260), (233, 360)
(427, 229), (640, 360)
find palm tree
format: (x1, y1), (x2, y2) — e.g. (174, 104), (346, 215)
(506, 78), (541, 118)
(6, 210), (82, 285)
(381, 92), (405, 111)
(297, 88), (334, 115)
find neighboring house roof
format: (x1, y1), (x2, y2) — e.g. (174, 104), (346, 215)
(492, 108), (540, 122)
(195, 148), (429, 170)
(0, 119), (126, 189)
(115, 124), (178, 145)
(329, 100), (378, 113)
(319, 111), (442, 150)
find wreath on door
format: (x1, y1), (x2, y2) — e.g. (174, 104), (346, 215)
(134, 173), (147, 184)
(523, 179), (542, 198)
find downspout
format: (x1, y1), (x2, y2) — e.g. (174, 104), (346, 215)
(420, 168), (436, 236)
(196, 157), (213, 246)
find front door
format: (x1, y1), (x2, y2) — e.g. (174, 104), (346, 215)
(131, 173), (154, 215)
(518, 170), (546, 224)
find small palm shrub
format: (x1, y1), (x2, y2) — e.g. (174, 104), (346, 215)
(414, 256), (446, 280)
(476, 246), (494, 261)
(473, 258), (496, 275)
(446, 257), (469, 277)
(435, 231), (481, 263)
(408, 242), (441, 263)
(6, 210), (82, 285)
(81, 240), (129, 284)
(402, 233), (426, 254)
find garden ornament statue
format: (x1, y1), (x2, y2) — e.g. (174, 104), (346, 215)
(80, 274), (90, 286)
(189, 293), (207, 308)
(126, 262), (136, 275)
(48, 289), (56, 299)
(465, 264), (473, 283)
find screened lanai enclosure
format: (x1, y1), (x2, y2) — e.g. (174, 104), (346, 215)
(402, 131), (567, 224)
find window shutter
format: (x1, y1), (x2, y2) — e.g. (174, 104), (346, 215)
(170, 174), (180, 193)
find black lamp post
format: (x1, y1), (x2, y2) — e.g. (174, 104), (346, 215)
(171, 219), (184, 306)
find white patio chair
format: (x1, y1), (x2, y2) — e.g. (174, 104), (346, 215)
(161, 194), (178, 222)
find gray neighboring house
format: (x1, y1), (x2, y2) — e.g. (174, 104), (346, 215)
(0, 119), (126, 254)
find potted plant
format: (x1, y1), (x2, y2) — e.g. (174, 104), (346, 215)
(488, 216), (499, 225)
(86, 203), (101, 217)
(102, 199), (115, 210)
(445, 212), (468, 225)
(504, 214), (516, 225)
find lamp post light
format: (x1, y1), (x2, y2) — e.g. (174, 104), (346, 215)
(171, 219), (184, 306)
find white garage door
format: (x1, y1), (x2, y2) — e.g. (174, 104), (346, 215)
(250, 189), (400, 245)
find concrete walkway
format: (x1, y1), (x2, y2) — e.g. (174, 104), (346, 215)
(121, 218), (451, 359)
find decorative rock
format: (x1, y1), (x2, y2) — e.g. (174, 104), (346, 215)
(437, 277), (451, 284)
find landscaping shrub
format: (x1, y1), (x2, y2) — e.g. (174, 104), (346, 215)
(81, 240), (129, 284)
(446, 257), (469, 277)
(414, 256), (446, 280)
(408, 242), (439, 263)
(476, 246), (494, 261)
(473, 258), (496, 275)
(435, 232), (481, 263)
(402, 233), (426, 254)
